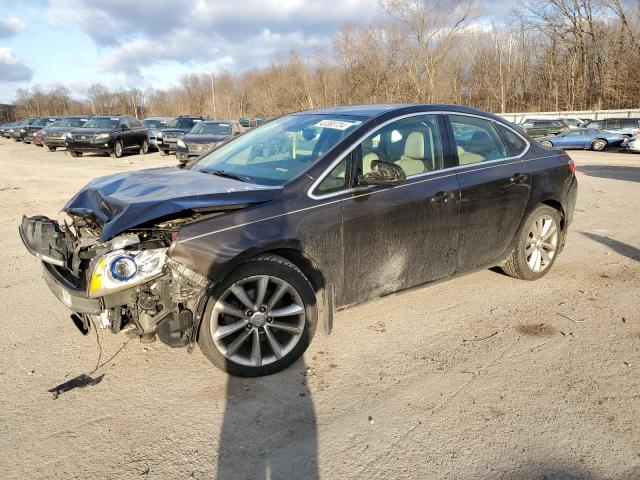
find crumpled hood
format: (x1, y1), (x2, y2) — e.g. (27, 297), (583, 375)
(64, 167), (280, 240)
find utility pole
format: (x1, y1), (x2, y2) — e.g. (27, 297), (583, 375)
(210, 73), (216, 119)
(131, 92), (138, 118)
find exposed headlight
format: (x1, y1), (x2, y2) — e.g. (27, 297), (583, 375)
(64, 132), (74, 141)
(156, 131), (163, 138)
(177, 139), (186, 148)
(88, 248), (167, 298)
(20, 128), (26, 133)
(94, 133), (110, 141)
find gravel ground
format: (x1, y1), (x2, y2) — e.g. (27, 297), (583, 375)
(0, 139), (639, 480)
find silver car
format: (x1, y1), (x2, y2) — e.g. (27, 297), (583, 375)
(142, 117), (174, 149)
(623, 135), (640, 153)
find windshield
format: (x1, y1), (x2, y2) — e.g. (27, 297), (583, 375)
(169, 118), (199, 129)
(191, 114), (364, 186)
(83, 117), (119, 129)
(64, 117), (90, 127)
(32, 118), (53, 126)
(143, 119), (169, 129)
(191, 122), (232, 135)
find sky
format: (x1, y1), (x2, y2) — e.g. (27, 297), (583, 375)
(0, 0), (515, 104)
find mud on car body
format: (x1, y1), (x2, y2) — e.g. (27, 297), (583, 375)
(20, 104), (577, 377)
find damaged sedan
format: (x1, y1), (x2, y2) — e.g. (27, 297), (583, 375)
(20, 104), (577, 377)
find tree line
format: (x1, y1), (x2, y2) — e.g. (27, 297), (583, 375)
(9, 0), (640, 122)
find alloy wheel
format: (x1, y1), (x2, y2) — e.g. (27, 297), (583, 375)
(210, 275), (306, 367)
(525, 214), (558, 273)
(115, 141), (123, 157)
(540, 140), (553, 148)
(592, 140), (606, 151)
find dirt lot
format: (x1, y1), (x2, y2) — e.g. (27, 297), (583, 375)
(0, 139), (639, 480)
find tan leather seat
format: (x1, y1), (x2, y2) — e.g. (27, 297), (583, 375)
(396, 132), (426, 176)
(457, 146), (484, 165)
(363, 152), (379, 174)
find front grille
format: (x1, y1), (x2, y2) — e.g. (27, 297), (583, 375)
(163, 132), (182, 139)
(76, 134), (95, 142)
(186, 142), (212, 152)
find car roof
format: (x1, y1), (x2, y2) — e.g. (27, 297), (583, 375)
(294, 103), (510, 121)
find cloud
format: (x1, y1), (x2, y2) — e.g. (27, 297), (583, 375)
(0, 16), (26, 38)
(0, 48), (33, 82)
(48, 0), (378, 74)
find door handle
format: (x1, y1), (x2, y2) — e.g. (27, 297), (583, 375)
(430, 191), (455, 204)
(510, 173), (528, 184)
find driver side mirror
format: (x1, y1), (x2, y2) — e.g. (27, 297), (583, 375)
(356, 160), (406, 187)
(120, 124), (128, 131)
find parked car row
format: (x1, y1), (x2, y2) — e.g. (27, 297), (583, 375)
(519, 116), (640, 145)
(1, 114), (266, 159)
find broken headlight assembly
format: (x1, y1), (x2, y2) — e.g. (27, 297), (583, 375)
(88, 247), (167, 298)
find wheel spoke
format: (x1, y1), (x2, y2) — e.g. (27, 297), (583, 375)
(533, 249), (542, 271)
(254, 276), (269, 309)
(542, 241), (556, 252)
(230, 284), (254, 311)
(542, 224), (557, 241)
(270, 303), (304, 318)
(213, 319), (248, 340)
(526, 244), (535, 256)
(269, 321), (303, 334)
(528, 248), (538, 269)
(540, 218), (551, 237)
(216, 301), (247, 319)
(266, 281), (289, 311)
(264, 326), (283, 359)
(250, 329), (262, 366)
(540, 248), (551, 263)
(225, 328), (252, 356)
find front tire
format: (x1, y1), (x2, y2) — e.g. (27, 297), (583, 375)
(69, 151), (82, 157)
(111, 140), (124, 158)
(160, 149), (169, 156)
(198, 254), (317, 377)
(539, 140), (553, 148)
(502, 205), (562, 280)
(140, 138), (149, 155)
(591, 139), (607, 151)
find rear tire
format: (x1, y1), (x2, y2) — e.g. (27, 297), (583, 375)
(69, 151), (82, 158)
(198, 254), (317, 377)
(502, 205), (562, 280)
(161, 149), (169, 156)
(591, 139), (607, 151)
(539, 140), (553, 148)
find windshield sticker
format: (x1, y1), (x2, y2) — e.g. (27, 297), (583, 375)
(110, 117), (119, 121)
(193, 119), (202, 123)
(219, 123), (229, 126)
(315, 119), (356, 130)
(80, 119), (88, 122)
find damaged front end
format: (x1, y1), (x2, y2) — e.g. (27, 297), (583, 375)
(19, 214), (209, 348)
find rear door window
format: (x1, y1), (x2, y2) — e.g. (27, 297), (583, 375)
(449, 115), (508, 165)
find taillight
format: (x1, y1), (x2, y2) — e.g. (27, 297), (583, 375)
(568, 158), (575, 174)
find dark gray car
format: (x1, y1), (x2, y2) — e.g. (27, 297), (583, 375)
(176, 120), (243, 166)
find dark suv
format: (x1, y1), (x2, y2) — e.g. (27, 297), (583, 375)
(42, 116), (92, 151)
(20, 104), (577, 377)
(520, 119), (569, 138)
(587, 118), (640, 137)
(157, 116), (208, 155)
(65, 116), (149, 158)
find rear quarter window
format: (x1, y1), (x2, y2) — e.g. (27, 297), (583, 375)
(495, 123), (527, 157)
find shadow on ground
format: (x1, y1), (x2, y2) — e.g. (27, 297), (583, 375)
(217, 358), (317, 479)
(577, 164), (640, 183)
(581, 231), (640, 262)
